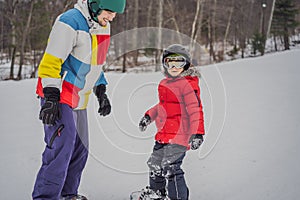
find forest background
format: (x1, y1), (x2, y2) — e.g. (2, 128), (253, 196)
(0, 0), (299, 80)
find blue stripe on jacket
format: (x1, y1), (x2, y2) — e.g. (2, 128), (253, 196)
(62, 54), (107, 89)
(59, 8), (89, 33)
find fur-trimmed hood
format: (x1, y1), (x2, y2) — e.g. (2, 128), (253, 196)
(179, 67), (201, 78)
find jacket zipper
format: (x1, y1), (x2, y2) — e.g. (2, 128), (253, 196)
(48, 124), (64, 149)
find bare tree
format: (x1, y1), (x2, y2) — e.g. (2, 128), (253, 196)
(146, 0), (153, 28)
(165, 0), (182, 44)
(189, 0), (203, 58)
(223, 1), (234, 53)
(267, 0), (276, 38)
(6, 0), (19, 80)
(17, 0), (35, 80)
(155, 0), (163, 71)
(132, 0), (139, 65)
(206, 0), (217, 62)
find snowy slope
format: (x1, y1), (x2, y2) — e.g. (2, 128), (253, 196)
(0, 49), (300, 200)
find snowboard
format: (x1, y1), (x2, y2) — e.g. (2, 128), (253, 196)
(130, 190), (143, 200)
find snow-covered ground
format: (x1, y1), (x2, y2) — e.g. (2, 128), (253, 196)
(0, 49), (300, 200)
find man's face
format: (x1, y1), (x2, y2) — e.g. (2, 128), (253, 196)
(97, 10), (116, 26)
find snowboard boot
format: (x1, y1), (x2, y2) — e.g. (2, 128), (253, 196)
(61, 194), (88, 200)
(139, 186), (167, 200)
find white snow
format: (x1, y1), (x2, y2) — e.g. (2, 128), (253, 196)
(1, 49), (300, 200)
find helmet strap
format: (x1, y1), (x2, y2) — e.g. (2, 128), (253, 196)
(87, 1), (103, 23)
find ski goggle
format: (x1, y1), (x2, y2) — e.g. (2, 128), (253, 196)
(164, 55), (187, 69)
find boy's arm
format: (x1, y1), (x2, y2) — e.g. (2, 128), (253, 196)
(139, 104), (158, 132)
(183, 80), (205, 135)
(145, 104), (159, 121)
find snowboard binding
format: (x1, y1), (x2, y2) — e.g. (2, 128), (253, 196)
(130, 186), (168, 200)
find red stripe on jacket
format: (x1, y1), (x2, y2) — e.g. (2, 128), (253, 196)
(36, 78), (81, 108)
(96, 35), (110, 65)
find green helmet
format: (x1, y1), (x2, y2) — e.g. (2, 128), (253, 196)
(88, 0), (126, 22)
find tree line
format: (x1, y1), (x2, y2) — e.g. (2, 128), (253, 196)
(0, 0), (299, 80)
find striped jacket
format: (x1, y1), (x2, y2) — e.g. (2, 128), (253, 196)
(36, 0), (110, 110)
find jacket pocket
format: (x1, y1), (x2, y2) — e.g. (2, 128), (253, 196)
(48, 124), (64, 149)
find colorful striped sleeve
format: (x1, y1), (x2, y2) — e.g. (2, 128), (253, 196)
(38, 13), (77, 88)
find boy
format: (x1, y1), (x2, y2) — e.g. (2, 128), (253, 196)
(139, 44), (205, 200)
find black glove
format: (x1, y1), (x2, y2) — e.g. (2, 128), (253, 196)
(189, 134), (204, 150)
(139, 114), (151, 132)
(94, 84), (111, 116)
(39, 87), (61, 126)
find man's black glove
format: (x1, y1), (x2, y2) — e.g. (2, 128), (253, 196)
(189, 134), (204, 150)
(39, 87), (61, 126)
(94, 84), (111, 116)
(139, 114), (151, 132)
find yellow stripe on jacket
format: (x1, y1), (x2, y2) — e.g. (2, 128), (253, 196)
(38, 53), (63, 79)
(91, 34), (98, 66)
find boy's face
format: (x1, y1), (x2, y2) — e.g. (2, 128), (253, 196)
(167, 67), (184, 77)
(97, 10), (117, 26)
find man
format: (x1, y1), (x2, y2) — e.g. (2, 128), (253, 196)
(32, 0), (126, 199)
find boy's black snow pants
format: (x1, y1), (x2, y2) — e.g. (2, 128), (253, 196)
(147, 142), (188, 200)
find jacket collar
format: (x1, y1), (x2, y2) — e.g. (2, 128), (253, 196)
(179, 67), (201, 78)
(74, 0), (110, 30)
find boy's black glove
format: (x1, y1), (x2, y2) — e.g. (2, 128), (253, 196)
(39, 87), (61, 126)
(189, 134), (204, 150)
(139, 114), (151, 131)
(94, 84), (111, 116)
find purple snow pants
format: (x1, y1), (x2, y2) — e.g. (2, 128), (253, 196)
(32, 101), (89, 200)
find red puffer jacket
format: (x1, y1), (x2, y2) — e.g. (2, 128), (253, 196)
(145, 69), (205, 148)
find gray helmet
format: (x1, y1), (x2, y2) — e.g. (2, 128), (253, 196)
(162, 44), (191, 71)
(88, 0), (126, 22)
